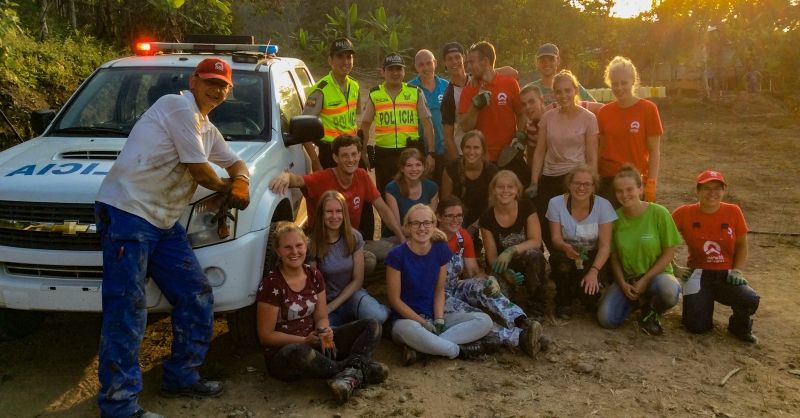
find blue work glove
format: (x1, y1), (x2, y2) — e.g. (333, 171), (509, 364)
(472, 90), (491, 110)
(434, 318), (447, 335)
(508, 269), (525, 285)
(483, 276), (502, 297)
(492, 247), (515, 273)
(727, 269), (748, 286)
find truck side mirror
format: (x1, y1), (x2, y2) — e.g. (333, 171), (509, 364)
(31, 109), (56, 136)
(283, 115), (323, 147)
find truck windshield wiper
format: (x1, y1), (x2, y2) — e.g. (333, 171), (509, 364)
(50, 126), (129, 136)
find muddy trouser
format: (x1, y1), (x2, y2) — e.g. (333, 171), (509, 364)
(533, 174), (567, 252)
(598, 176), (620, 209)
(390, 311), (493, 358)
(549, 249), (604, 310)
(266, 319), (382, 381)
(328, 288), (390, 327)
(682, 269), (760, 335)
(501, 250), (547, 316)
(95, 203), (214, 418)
(445, 278), (527, 347)
(597, 273), (681, 329)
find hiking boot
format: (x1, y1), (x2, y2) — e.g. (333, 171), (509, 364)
(518, 319), (543, 358)
(363, 361), (389, 384)
(556, 305), (572, 320)
(729, 328), (759, 344)
(479, 334), (502, 354)
(457, 341), (485, 359)
(160, 379), (223, 399)
(402, 344), (418, 366)
(327, 367), (363, 404)
(129, 409), (164, 418)
(639, 311), (663, 336)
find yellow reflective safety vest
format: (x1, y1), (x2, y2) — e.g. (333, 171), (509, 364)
(369, 83), (420, 148)
(312, 72), (359, 143)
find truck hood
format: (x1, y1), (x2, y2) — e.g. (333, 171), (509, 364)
(0, 136), (265, 204)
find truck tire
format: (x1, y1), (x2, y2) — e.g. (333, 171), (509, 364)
(0, 309), (45, 341)
(227, 303), (258, 348)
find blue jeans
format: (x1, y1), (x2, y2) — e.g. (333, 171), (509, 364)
(95, 203), (213, 418)
(682, 269), (759, 335)
(597, 273), (681, 329)
(328, 288), (390, 327)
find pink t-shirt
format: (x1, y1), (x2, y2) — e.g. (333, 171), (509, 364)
(539, 106), (598, 176)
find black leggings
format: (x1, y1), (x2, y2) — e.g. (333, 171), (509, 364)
(266, 319), (381, 381)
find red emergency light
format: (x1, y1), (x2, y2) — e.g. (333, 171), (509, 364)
(134, 42), (154, 56)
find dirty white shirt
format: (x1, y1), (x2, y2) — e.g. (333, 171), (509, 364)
(97, 91), (239, 229)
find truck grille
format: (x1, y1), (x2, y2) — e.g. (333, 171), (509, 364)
(0, 201), (99, 250)
(5, 263), (103, 280)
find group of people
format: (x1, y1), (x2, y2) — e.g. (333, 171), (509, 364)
(92, 36), (761, 418)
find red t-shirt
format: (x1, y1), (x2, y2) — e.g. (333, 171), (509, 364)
(458, 74), (522, 161)
(672, 203), (749, 270)
(596, 99), (663, 178)
(302, 168), (380, 229)
(447, 227), (477, 258)
(256, 265), (325, 357)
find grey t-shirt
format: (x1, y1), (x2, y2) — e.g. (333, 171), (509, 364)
(316, 228), (365, 301)
(545, 194), (617, 251)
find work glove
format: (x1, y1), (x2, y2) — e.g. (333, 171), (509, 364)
(434, 318), (447, 335)
(513, 130), (527, 144)
(422, 320), (436, 333)
(483, 276), (502, 297)
(229, 176), (250, 210)
(472, 90), (491, 110)
(492, 247), (515, 273)
(644, 178), (657, 202)
(211, 199), (235, 239)
(508, 269), (525, 285)
(367, 145), (376, 169)
(727, 269), (748, 286)
(525, 183), (538, 199)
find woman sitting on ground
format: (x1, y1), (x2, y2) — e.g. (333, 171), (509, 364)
(386, 204), (493, 365)
(596, 165), (681, 335)
(383, 148), (439, 239)
(480, 170), (547, 322)
(437, 195), (543, 357)
(546, 165), (616, 320)
(310, 190), (389, 327)
(256, 222), (387, 404)
(672, 170), (759, 343)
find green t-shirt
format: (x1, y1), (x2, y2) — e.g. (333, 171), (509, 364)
(530, 78), (596, 107)
(612, 203), (682, 280)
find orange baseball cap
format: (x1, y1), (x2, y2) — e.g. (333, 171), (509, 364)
(696, 169), (727, 185)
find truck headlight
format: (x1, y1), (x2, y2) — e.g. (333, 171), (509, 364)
(186, 193), (236, 248)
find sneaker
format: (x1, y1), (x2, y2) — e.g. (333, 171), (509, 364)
(363, 361), (389, 384)
(639, 311), (663, 336)
(729, 329), (759, 344)
(518, 320), (543, 358)
(160, 379), (224, 399)
(457, 341), (485, 359)
(327, 367), (363, 404)
(402, 344), (418, 366)
(129, 410), (164, 418)
(556, 305), (572, 320)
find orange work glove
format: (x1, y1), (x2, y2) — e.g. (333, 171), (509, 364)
(229, 176), (250, 210)
(644, 178), (657, 202)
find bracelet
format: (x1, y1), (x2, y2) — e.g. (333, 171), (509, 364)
(590, 266), (601, 272)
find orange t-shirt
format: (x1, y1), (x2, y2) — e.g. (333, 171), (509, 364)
(458, 74), (522, 161)
(596, 99), (663, 178)
(672, 203), (748, 270)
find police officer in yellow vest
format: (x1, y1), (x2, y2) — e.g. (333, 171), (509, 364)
(303, 37), (360, 171)
(361, 53), (435, 194)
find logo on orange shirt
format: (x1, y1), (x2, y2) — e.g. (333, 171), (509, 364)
(629, 121), (641, 134)
(497, 92), (508, 106)
(352, 196), (361, 209)
(703, 240), (724, 263)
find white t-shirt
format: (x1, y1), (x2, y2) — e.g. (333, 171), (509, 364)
(97, 91), (239, 229)
(545, 194), (617, 251)
(539, 106), (599, 177)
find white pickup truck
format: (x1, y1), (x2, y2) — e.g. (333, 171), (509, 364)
(0, 36), (322, 342)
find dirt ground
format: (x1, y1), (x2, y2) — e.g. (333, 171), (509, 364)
(2, 95), (800, 418)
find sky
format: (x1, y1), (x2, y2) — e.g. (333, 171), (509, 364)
(610, 0), (655, 18)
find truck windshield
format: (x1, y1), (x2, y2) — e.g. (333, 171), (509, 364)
(52, 67), (268, 140)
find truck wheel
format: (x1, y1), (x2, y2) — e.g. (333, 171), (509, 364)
(227, 303), (258, 347)
(0, 309), (45, 341)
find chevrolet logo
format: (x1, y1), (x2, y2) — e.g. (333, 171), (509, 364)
(0, 219), (96, 235)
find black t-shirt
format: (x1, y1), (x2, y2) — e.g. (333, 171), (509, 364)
(441, 82), (457, 125)
(480, 199), (537, 252)
(446, 159), (499, 227)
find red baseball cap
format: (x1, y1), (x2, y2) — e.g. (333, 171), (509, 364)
(195, 58), (233, 86)
(696, 169), (727, 185)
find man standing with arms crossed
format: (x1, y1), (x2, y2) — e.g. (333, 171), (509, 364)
(361, 53), (435, 194)
(95, 58), (250, 418)
(408, 49), (449, 184)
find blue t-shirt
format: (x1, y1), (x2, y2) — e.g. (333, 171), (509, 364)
(545, 194), (617, 251)
(382, 179), (439, 238)
(385, 241), (452, 320)
(408, 75), (449, 155)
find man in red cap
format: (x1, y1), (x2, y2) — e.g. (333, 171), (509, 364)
(95, 57), (250, 418)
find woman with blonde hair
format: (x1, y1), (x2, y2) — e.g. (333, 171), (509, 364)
(597, 56), (664, 206)
(310, 190), (389, 326)
(383, 148), (439, 239)
(386, 204), (493, 364)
